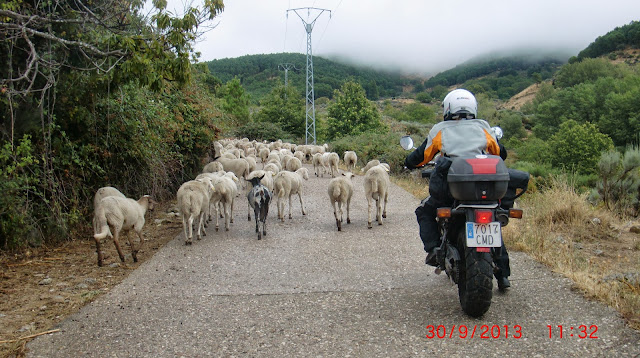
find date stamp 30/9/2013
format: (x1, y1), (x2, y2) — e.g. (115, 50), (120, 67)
(425, 324), (599, 340)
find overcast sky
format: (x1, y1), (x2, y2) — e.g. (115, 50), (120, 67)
(168, 0), (640, 75)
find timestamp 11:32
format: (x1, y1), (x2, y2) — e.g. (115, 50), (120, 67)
(547, 325), (598, 339)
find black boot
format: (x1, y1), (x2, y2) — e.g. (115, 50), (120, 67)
(425, 248), (438, 266)
(497, 276), (511, 291)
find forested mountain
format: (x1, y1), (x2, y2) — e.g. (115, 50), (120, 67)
(422, 52), (570, 100)
(206, 53), (409, 102)
(577, 21), (640, 60)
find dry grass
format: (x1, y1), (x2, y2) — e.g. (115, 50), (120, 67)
(393, 174), (640, 330)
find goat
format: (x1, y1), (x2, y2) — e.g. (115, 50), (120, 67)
(247, 175), (271, 240)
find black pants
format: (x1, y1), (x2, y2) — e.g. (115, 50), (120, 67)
(415, 196), (511, 279)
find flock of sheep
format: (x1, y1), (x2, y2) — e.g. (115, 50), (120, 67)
(91, 138), (391, 267)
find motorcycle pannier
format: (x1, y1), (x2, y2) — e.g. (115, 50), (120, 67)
(447, 155), (509, 201)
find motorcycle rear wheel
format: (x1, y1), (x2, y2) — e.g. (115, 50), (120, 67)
(457, 235), (493, 317)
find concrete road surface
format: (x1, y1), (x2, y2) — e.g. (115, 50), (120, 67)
(28, 165), (640, 357)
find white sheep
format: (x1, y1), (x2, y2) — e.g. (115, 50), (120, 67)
(364, 164), (390, 229)
(244, 155), (258, 174)
(327, 172), (355, 231)
(177, 177), (215, 245)
(362, 159), (390, 174)
(196, 171), (238, 230)
(273, 168), (309, 221)
(92, 186), (126, 232)
(202, 160), (224, 173)
(293, 150), (306, 163)
(210, 174), (239, 232)
(216, 157), (250, 188)
(285, 156), (303, 172)
(326, 152), (340, 177)
(263, 162), (280, 176)
(343, 151), (358, 172)
(258, 147), (270, 163)
(93, 195), (155, 267)
(312, 153), (325, 177)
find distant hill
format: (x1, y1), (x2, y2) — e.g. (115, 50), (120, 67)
(422, 51), (570, 100)
(206, 53), (410, 102)
(577, 20), (640, 60)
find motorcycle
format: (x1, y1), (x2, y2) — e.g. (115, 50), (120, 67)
(400, 131), (529, 317)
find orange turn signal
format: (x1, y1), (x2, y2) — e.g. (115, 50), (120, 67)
(437, 208), (452, 218)
(509, 208), (523, 219)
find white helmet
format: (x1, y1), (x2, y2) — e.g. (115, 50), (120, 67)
(442, 89), (477, 120)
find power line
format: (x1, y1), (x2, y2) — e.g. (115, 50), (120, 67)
(286, 7), (331, 145)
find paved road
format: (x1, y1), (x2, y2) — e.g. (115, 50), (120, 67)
(28, 165), (640, 357)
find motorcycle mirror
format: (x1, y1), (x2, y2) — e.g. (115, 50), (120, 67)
(492, 126), (503, 140)
(400, 135), (415, 150)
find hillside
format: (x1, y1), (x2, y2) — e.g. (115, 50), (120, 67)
(421, 51), (570, 100)
(577, 20), (640, 60)
(206, 53), (411, 102)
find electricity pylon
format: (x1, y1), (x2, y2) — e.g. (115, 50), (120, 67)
(286, 7), (331, 145)
(278, 63), (297, 89)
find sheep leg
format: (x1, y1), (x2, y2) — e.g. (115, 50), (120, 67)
(346, 197), (351, 224)
(230, 197), (235, 224)
(367, 197), (373, 229)
(332, 201), (341, 231)
(382, 191), (388, 219)
(277, 196), (284, 222)
(214, 202), (220, 231)
(197, 212), (205, 239)
(297, 192), (306, 216)
(224, 201), (230, 231)
(186, 215), (194, 245)
(260, 204), (268, 237)
(182, 215), (189, 245)
(376, 198), (383, 226)
(112, 229), (126, 262)
(94, 236), (104, 267)
(254, 206), (260, 233)
(248, 202), (252, 221)
(130, 230), (143, 263)
(288, 194), (293, 219)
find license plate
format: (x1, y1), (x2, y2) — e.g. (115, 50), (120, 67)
(466, 222), (502, 247)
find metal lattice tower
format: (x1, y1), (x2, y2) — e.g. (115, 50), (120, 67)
(287, 7), (331, 145)
(278, 63), (297, 89)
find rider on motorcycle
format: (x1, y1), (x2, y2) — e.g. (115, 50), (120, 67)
(404, 88), (512, 290)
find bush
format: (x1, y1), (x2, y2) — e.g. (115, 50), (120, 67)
(548, 120), (614, 175)
(330, 131), (407, 174)
(233, 121), (293, 143)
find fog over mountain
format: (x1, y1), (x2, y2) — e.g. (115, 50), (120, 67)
(164, 0), (640, 75)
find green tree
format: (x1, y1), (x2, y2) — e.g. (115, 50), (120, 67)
(220, 78), (250, 125)
(401, 102), (436, 124)
(254, 85), (305, 139)
(326, 81), (385, 140)
(415, 91), (432, 103)
(548, 120), (614, 175)
(554, 58), (623, 88)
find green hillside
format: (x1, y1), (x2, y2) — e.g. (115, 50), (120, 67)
(577, 20), (640, 60)
(422, 51), (570, 100)
(206, 53), (409, 102)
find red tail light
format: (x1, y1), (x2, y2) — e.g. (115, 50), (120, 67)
(475, 210), (493, 224)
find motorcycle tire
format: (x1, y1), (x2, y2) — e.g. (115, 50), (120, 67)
(457, 232), (493, 317)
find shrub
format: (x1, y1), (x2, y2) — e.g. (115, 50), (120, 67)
(330, 131), (407, 174)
